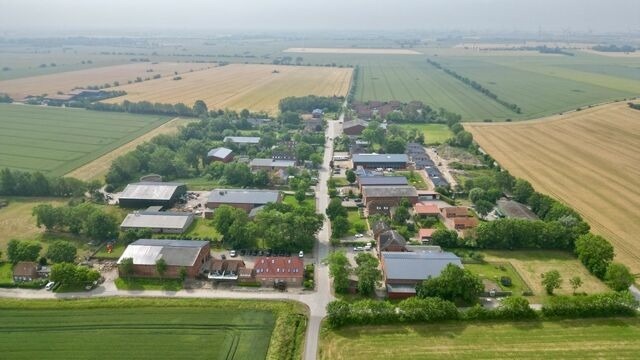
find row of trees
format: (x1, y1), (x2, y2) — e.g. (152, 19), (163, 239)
(87, 100), (198, 117)
(0, 168), (94, 197)
(0, 93), (12, 103)
(326, 251), (382, 297)
(6, 239), (77, 264)
(32, 202), (120, 241)
(278, 95), (342, 113)
(427, 59), (522, 114)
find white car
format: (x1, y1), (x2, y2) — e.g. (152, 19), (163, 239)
(365, 243), (372, 251)
(353, 246), (364, 251)
(354, 233), (364, 238)
(298, 251), (304, 258)
(230, 250), (237, 257)
(45, 281), (55, 291)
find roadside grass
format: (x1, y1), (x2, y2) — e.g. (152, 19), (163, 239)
(398, 123), (453, 144)
(347, 209), (367, 236)
(0, 297), (307, 360)
(114, 277), (183, 291)
(0, 262), (13, 282)
(319, 318), (640, 360)
(396, 170), (428, 189)
(182, 218), (221, 240)
(464, 261), (531, 295)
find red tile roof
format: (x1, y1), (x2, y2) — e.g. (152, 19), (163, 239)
(419, 228), (437, 239)
(414, 202), (440, 215)
(452, 217), (479, 229)
(441, 206), (470, 218)
(254, 257), (304, 278)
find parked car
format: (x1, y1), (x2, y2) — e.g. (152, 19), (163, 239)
(45, 281), (55, 291)
(230, 250), (237, 257)
(353, 246), (364, 251)
(298, 250), (304, 258)
(364, 243), (372, 251)
(355, 233), (364, 238)
(221, 254), (226, 260)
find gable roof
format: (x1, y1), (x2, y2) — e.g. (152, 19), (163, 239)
(249, 158), (296, 168)
(362, 185), (418, 198)
(343, 119), (368, 129)
(254, 257), (304, 278)
(223, 136), (261, 144)
(208, 189), (280, 205)
(414, 202), (440, 215)
(352, 153), (409, 163)
(120, 211), (194, 230)
(207, 147), (233, 159)
(359, 176), (409, 187)
(379, 230), (406, 250)
(382, 251), (462, 281)
(442, 206), (470, 217)
(119, 182), (184, 201)
(117, 239), (208, 267)
(13, 262), (38, 277)
(418, 228), (436, 238)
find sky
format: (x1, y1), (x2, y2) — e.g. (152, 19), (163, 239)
(0, 0), (638, 34)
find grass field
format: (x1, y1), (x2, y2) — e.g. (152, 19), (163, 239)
(66, 117), (196, 181)
(398, 123), (453, 144)
(284, 48), (422, 55)
(183, 218), (222, 240)
(396, 170), (429, 190)
(114, 277), (183, 291)
(320, 318), (640, 360)
(0, 297), (306, 360)
(464, 261), (531, 294)
(0, 197), (66, 250)
(466, 102), (640, 273)
(0, 62), (213, 100)
(105, 63), (352, 114)
(0, 104), (169, 176)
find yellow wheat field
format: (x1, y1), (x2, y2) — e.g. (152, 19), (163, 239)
(0, 62), (214, 101)
(466, 102), (640, 273)
(104, 63), (353, 113)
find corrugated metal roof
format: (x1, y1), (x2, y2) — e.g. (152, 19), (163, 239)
(359, 176), (409, 186)
(120, 212), (194, 230)
(119, 182), (184, 201)
(362, 185), (418, 198)
(117, 239), (208, 266)
(223, 136), (261, 144)
(382, 251), (462, 281)
(352, 153), (409, 163)
(207, 147), (233, 159)
(208, 189), (280, 205)
(249, 158), (296, 167)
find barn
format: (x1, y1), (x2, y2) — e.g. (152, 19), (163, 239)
(120, 211), (194, 233)
(117, 239), (211, 279)
(118, 182), (186, 208)
(352, 153), (409, 169)
(207, 147), (233, 163)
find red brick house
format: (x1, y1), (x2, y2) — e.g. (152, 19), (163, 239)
(362, 185), (418, 215)
(441, 206), (470, 218)
(413, 202), (440, 217)
(117, 239), (211, 279)
(342, 119), (368, 136)
(253, 257), (304, 287)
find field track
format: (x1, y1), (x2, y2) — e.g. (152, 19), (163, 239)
(0, 62), (213, 101)
(104, 63), (352, 113)
(66, 117), (196, 181)
(466, 102), (640, 273)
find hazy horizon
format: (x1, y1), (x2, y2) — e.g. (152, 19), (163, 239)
(1, 0), (639, 35)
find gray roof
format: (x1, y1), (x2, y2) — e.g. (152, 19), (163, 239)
(250, 158), (296, 168)
(207, 147), (233, 159)
(119, 182), (184, 201)
(352, 153), (409, 163)
(117, 239), (208, 266)
(359, 176), (409, 187)
(382, 251), (462, 281)
(362, 185), (418, 198)
(379, 230), (406, 250)
(343, 119), (368, 129)
(208, 189), (280, 205)
(223, 136), (261, 144)
(120, 211), (194, 230)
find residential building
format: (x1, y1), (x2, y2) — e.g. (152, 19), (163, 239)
(381, 251), (462, 299)
(207, 259), (247, 281)
(342, 119), (368, 136)
(206, 189), (281, 212)
(120, 211), (194, 233)
(223, 136), (261, 145)
(253, 257), (304, 287)
(207, 147), (233, 163)
(413, 202), (440, 217)
(118, 182), (186, 208)
(361, 185), (419, 215)
(418, 228), (436, 243)
(441, 206), (470, 218)
(352, 153), (409, 169)
(117, 239), (211, 279)
(13, 262), (38, 282)
(378, 230), (407, 253)
(249, 158), (296, 172)
(451, 217), (479, 230)
(312, 108), (323, 118)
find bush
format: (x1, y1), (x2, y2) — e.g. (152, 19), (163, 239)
(542, 292), (638, 318)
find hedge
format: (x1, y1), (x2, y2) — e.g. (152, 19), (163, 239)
(542, 292), (638, 318)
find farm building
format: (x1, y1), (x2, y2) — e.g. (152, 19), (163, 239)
(357, 176), (408, 190)
(381, 251), (462, 299)
(12, 262), (39, 282)
(378, 230), (407, 253)
(253, 257), (304, 287)
(118, 182), (186, 208)
(372, 221), (392, 240)
(418, 190), (440, 201)
(413, 202), (440, 217)
(418, 228), (436, 243)
(312, 109), (323, 118)
(223, 136), (261, 145)
(361, 185), (419, 215)
(352, 153), (409, 169)
(450, 217), (479, 230)
(207, 259), (249, 282)
(342, 119), (368, 136)
(496, 199), (538, 220)
(120, 211), (194, 233)
(332, 152), (351, 161)
(441, 206), (470, 218)
(207, 147), (233, 163)
(250, 158), (296, 172)
(206, 189), (282, 212)
(117, 239), (211, 279)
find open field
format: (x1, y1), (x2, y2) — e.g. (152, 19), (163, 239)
(105, 63), (352, 113)
(397, 123), (453, 144)
(320, 318), (640, 360)
(66, 117), (196, 181)
(0, 62), (213, 101)
(467, 102), (640, 273)
(464, 261), (531, 294)
(0, 104), (169, 176)
(0, 297), (306, 360)
(284, 47), (421, 55)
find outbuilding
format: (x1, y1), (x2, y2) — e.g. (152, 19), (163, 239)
(352, 153), (409, 169)
(118, 182), (186, 209)
(120, 211), (194, 233)
(207, 147), (234, 163)
(117, 239), (211, 279)
(206, 189), (281, 212)
(13, 262), (39, 282)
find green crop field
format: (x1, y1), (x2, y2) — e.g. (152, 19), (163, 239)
(0, 298), (307, 360)
(0, 104), (169, 176)
(320, 318), (640, 360)
(397, 123), (453, 144)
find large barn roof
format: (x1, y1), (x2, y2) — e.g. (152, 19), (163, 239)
(362, 185), (418, 198)
(358, 176), (409, 186)
(120, 211), (194, 230)
(117, 239), (208, 266)
(119, 182), (184, 201)
(382, 251), (461, 281)
(223, 136), (261, 144)
(207, 147), (233, 159)
(352, 153), (409, 163)
(208, 189), (280, 205)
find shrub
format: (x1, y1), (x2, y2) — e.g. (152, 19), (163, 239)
(542, 292), (638, 318)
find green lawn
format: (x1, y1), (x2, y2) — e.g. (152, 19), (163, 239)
(398, 123), (453, 145)
(0, 104), (169, 176)
(283, 194), (317, 210)
(182, 218), (221, 241)
(92, 242), (126, 259)
(320, 318), (640, 360)
(464, 261), (531, 295)
(0, 297), (306, 360)
(347, 209), (367, 236)
(0, 262), (13, 282)
(114, 277), (183, 291)
(396, 170), (429, 189)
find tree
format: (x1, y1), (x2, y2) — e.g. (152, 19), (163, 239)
(212, 205), (239, 235)
(355, 253), (381, 296)
(193, 100), (208, 117)
(119, 257), (134, 278)
(295, 189), (306, 203)
(7, 239), (42, 264)
(326, 251), (350, 294)
(156, 258), (167, 278)
(569, 276), (583, 294)
(86, 211), (119, 241)
(50, 263), (100, 289)
(331, 215), (349, 238)
(32, 204), (63, 231)
(575, 233), (614, 279)
(385, 136), (407, 154)
(45, 240), (77, 263)
(279, 111), (302, 127)
(431, 229), (459, 248)
(541, 270), (562, 295)
(605, 263), (634, 291)
(468, 188), (486, 203)
(179, 267), (188, 282)
(416, 264), (483, 304)
(453, 131), (473, 147)
(326, 197), (347, 220)
(392, 204), (410, 224)
(345, 169), (356, 184)
(513, 179), (534, 203)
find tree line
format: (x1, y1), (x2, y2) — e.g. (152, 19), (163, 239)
(0, 93), (12, 103)
(278, 95), (343, 113)
(592, 44), (636, 53)
(32, 202), (120, 241)
(87, 100), (198, 117)
(427, 59), (522, 114)
(0, 168), (93, 197)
